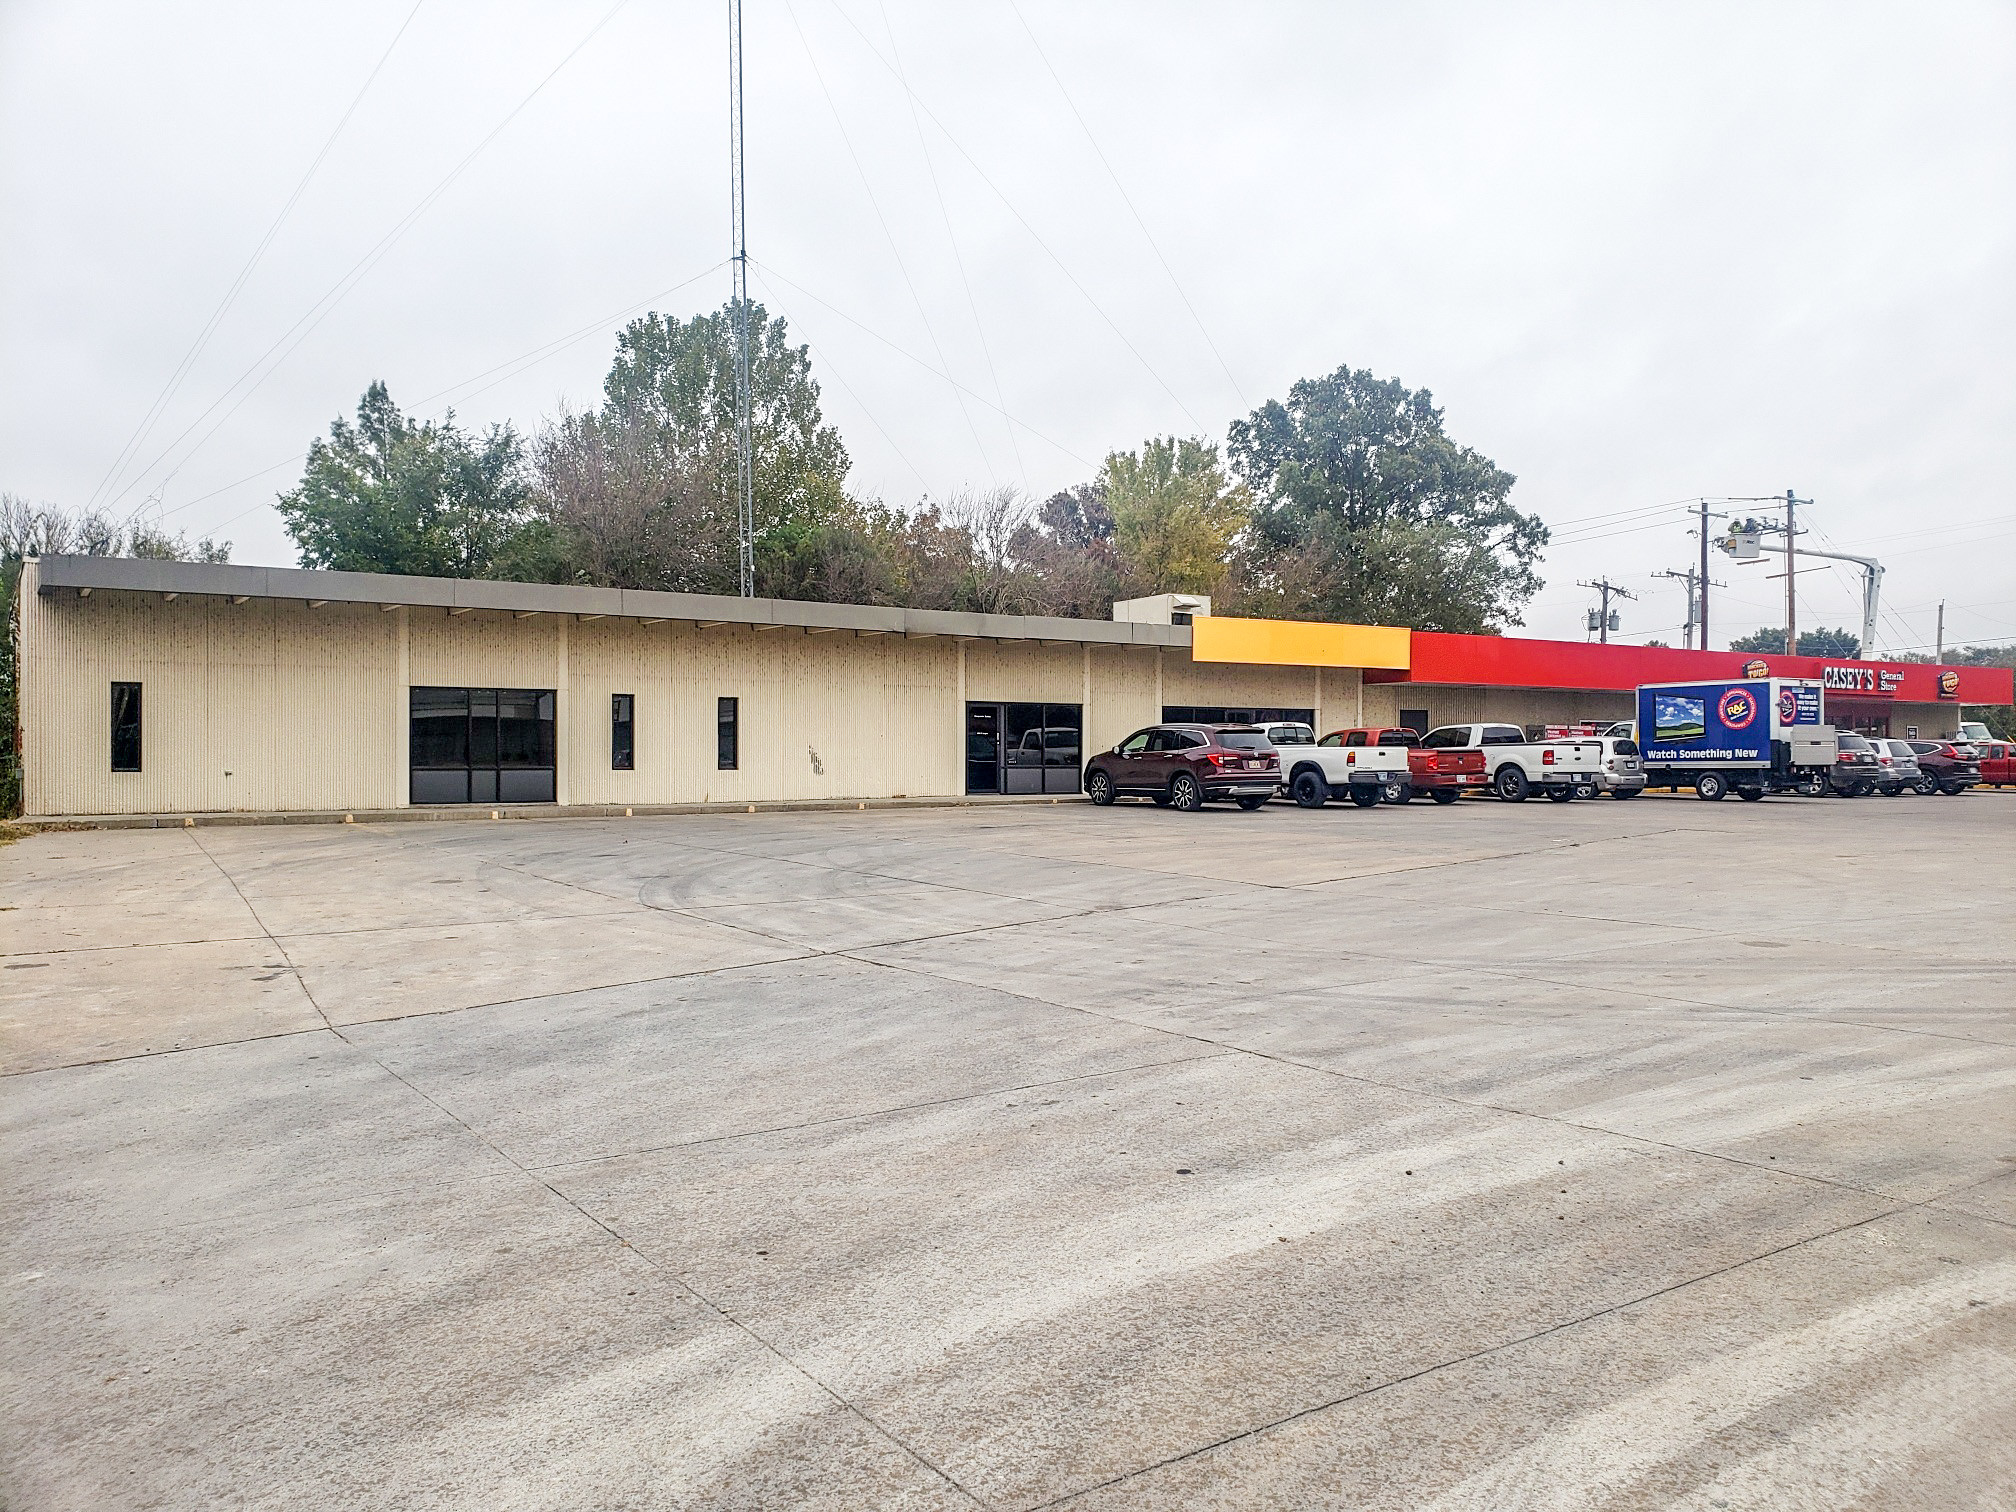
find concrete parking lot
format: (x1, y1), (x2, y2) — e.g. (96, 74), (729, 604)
(3, 790), (2013, 1510)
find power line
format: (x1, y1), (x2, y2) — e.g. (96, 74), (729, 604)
(819, 0), (1205, 435)
(783, 0), (997, 483)
(1006, 0), (1245, 412)
(753, 260), (1094, 467)
(105, 0), (635, 517)
(97, 0), (429, 519)
(880, 0), (1026, 492)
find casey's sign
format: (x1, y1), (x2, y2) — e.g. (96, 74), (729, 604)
(1821, 665), (1905, 697)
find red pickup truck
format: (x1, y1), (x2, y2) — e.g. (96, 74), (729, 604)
(1320, 727), (1489, 805)
(1974, 740), (2016, 788)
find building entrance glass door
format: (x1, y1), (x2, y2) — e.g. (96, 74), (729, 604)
(410, 686), (557, 804)
(965, 701), (1081, 795)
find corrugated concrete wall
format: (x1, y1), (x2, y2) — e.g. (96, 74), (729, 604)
(32, 570), (1626, 816)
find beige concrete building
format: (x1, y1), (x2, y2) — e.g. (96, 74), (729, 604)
(20, 556), (2003, 820)
(15, 557), (1409, 819)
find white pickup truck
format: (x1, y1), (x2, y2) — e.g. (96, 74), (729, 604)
(1268, 722), (1410, 808)
(1418, 724), (1604, 802)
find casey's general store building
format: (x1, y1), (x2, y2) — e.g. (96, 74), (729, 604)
(14, 555), (2012, 819)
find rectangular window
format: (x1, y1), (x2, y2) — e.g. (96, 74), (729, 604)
(611, 694), (635, 770)
(717, 697), (739, 770)
(110, 682), (142, 772)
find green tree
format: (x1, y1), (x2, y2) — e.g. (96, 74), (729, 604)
(541, 302), (851, 593)
(1225, 365), (1546, 631)
(277, 383), (540, 578)
(1729, 626), (1860, 657)
(1100, 436), (1250, 596)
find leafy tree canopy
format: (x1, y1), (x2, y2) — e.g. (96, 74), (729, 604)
(277, 383), (541, 579)
(1224, 365), (1546, 631)
(1729, 626), (1860, 657)
(1099, 436), (1250, 597)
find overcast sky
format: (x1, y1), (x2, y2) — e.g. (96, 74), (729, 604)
(3, 1), (2012, 652)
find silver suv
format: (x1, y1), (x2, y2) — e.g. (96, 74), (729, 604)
(1866, 738), (1922, 796)
(1589, 735), (1647, 798)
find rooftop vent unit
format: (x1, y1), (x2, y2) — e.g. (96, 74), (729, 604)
(1112, 593), (1212, 627)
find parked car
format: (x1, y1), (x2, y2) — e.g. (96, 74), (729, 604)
(1827, 732), (1881, 796)
(1974, 740), (2016, 788)
(1590, 735), (1647, 798)
(1278, 728), (1413, 808)
(1315, 726), (1489, 805)
(1866, 738), (1923, 796)
(1905, 739), (1981, 796)
(1417, 724), (1604, 802)
(1955, 719), (1995, 745)
(1084, 724), (1281, 811)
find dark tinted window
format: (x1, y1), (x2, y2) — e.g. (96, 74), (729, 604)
(1267, 724), (1314, 745)
(110, 682), (142, 772)
(1907, 741), (1938, 754)
(1375, 729), (1420, 747)
(1173, 730), (1207, 750)
(497, 690), (555, 767)
(411, 686), (469, 768)
(1837, 733), (1872, 751)
(1483, 725), (1526, 746)
(1613, 738), (1639, 756)
(1419, 727), (1469, 749)
(612, 694), (635, 770)
(1343, 730), (1367, 747)
(718, 697), (739, 770)
(1217, 732), (1271, 750)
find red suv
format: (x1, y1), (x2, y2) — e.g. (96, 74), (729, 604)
(1085, 724), (1280, 811)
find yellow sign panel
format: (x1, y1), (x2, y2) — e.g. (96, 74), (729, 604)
(1189, 616), (1412, 670)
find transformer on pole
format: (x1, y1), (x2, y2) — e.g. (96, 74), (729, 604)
(729, 0), (755, 597)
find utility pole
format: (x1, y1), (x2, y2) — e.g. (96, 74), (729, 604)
(1782, 488), (1801, 655)
(1698, 499), (1712, 648)
(1655, 566), (1724, 650)
(1935, 600), (1945, 663)
(729, 0), (755, 598)
(1578, 578), (1637, 644)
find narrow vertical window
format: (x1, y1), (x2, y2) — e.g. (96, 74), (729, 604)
(611, 693), (635, 771)
(717, 697), (739, 770)
(110, 682), (143, 772)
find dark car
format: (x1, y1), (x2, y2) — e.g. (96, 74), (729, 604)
(1085, 724), (1280, 811)
(1906, 740), (1981, 795)
(1828, 732), (1881, 796)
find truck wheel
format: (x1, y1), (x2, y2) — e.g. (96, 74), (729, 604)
(1290, 769), (1329, 808)
(1695, 772), (1727, 801)
(1794, 774), (1825, 797)
(1429, 788), (1460, 806)
(1737, 785), (1765, 802)
(1086, 770), (1114, 806)
(1235, 795), (1269, 811)
(1495, 766), (1530, 802)
(1170, 771), (1204, 812)
(1545, 786), (1575, 802)
(1349, 784), (1382, 808)
(1574, 783), (1599, 800)
(1385, 783), (1413, 805)
(1852, 780), (1874, 798)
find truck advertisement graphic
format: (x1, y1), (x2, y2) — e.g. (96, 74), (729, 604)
(1638, 680), (1772, 763)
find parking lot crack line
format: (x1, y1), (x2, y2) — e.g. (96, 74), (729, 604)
(846, 956), (1930, 1211)
(1023, 1199), (1925, 1510)
(329, 1025), (989, 1509)
(184, 829), (335, 1036)
(523, 1050), (1235, 1174)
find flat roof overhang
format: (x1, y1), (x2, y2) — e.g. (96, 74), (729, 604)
(1366, 629), (2013, 706)
(30, 556), (1193, 651)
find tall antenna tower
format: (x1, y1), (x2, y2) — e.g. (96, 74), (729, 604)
(729, 0), (755, 597)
